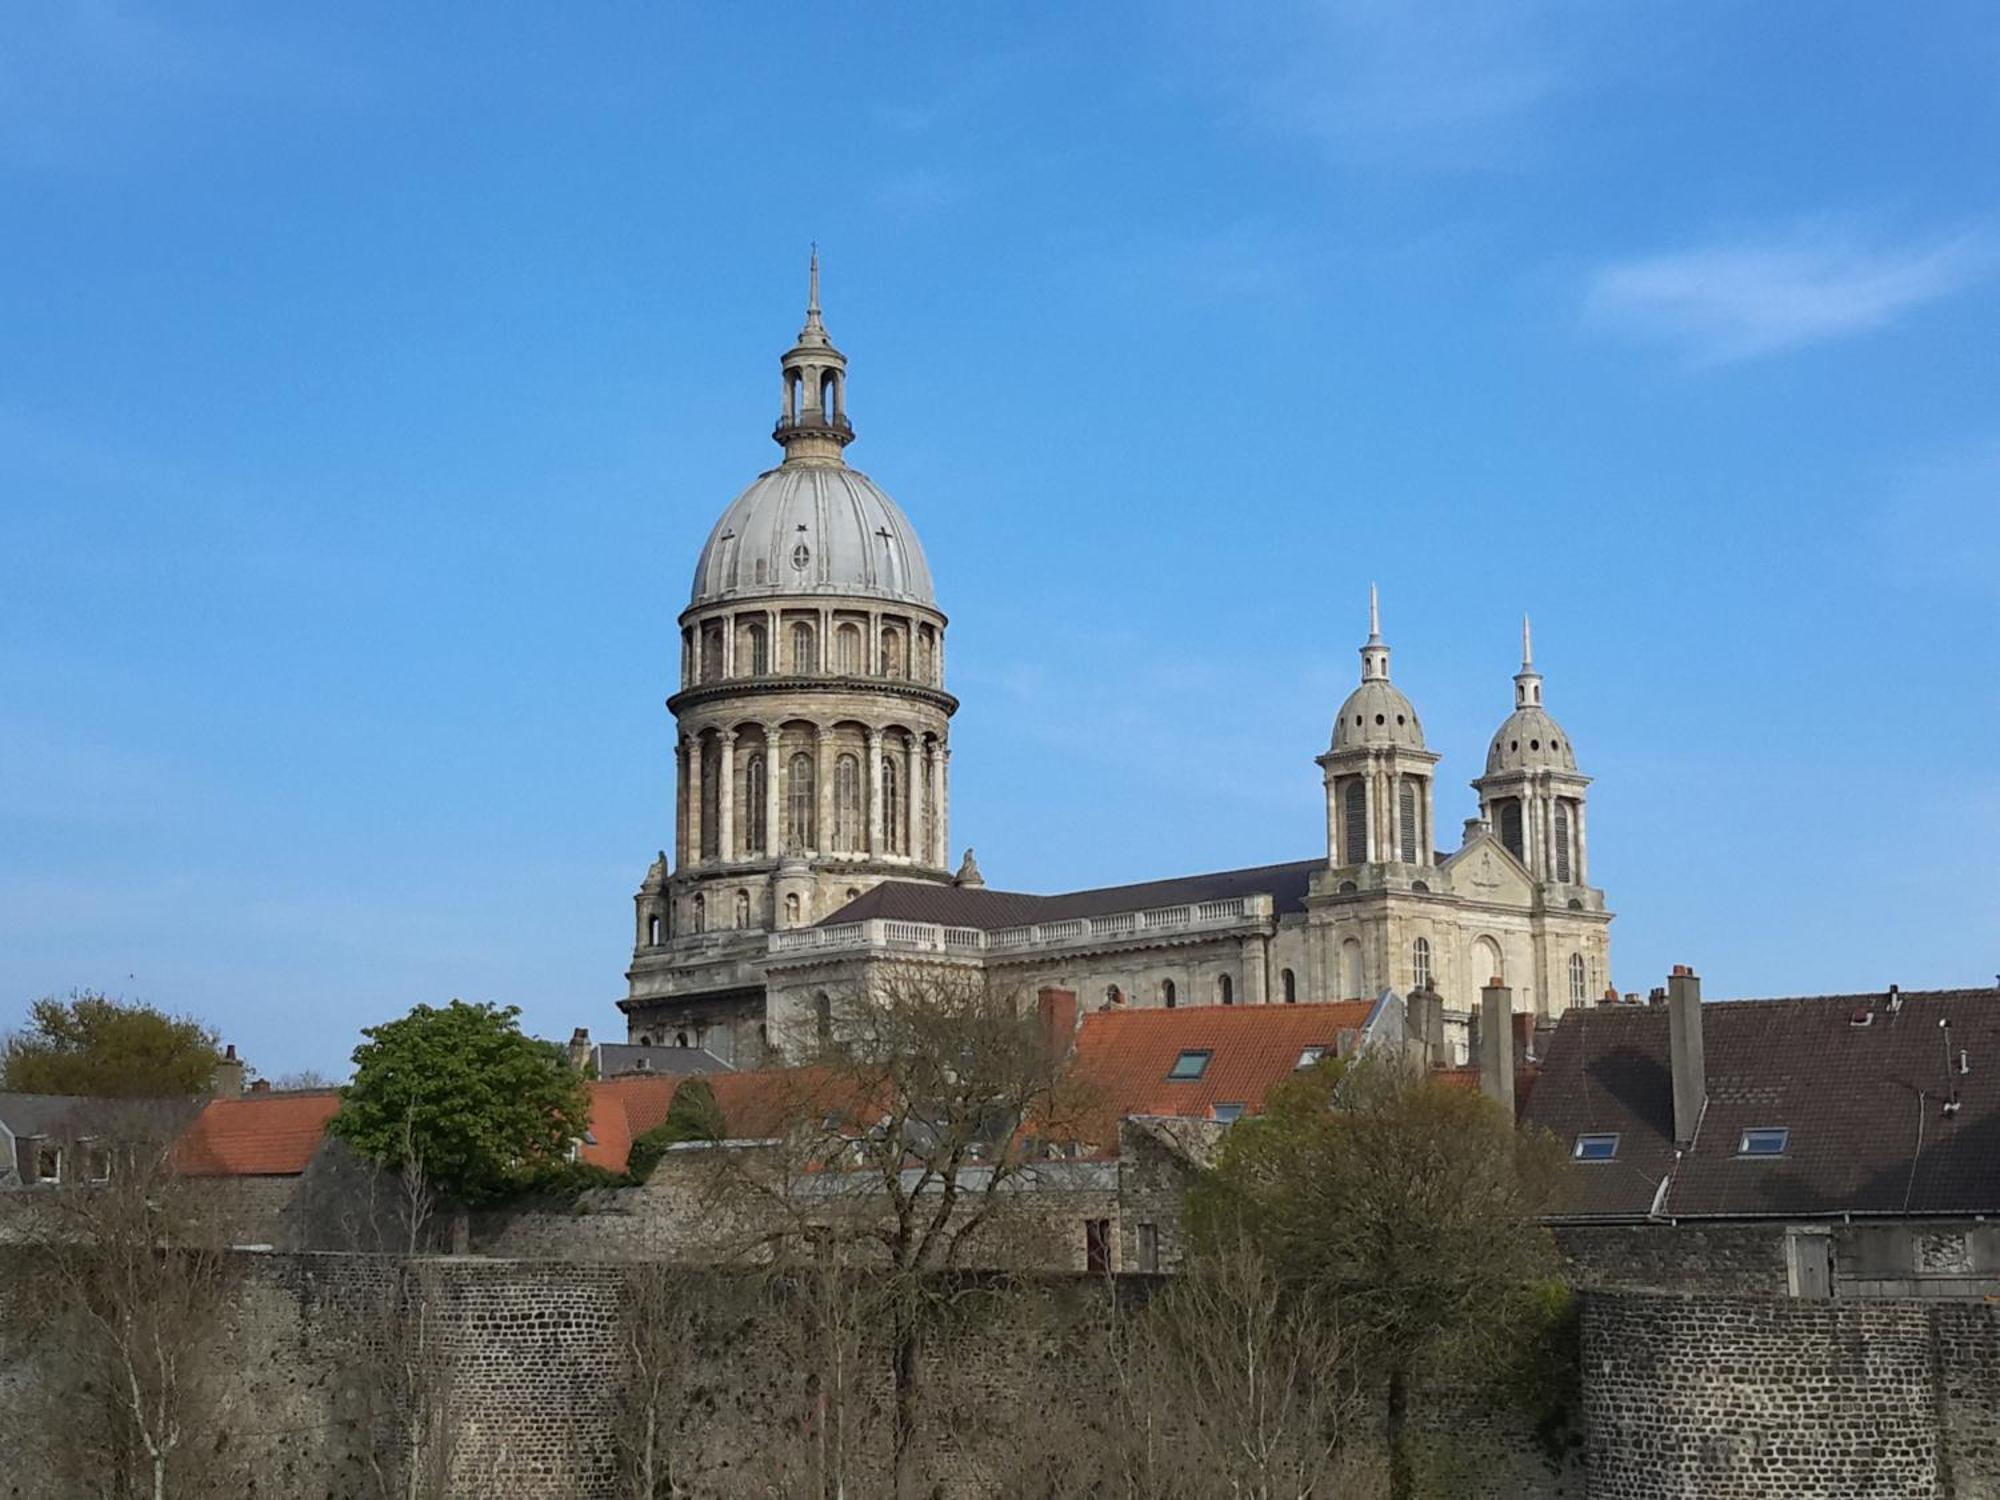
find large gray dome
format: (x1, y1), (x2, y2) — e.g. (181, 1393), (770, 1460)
(689, 464), (935, 610)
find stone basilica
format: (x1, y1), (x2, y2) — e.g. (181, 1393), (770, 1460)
(622, 266), (1613, 1065)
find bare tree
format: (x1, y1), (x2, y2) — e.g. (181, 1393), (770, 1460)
(705, 962), (1091, 1498)
(4, 1104), (241, 1500)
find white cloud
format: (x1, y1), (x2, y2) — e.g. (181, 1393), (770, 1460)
(1585, 228), (1988, 364)
(1180, 0), (1593, 171)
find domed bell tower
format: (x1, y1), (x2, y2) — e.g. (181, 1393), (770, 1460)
(621, 257), (958, 1062)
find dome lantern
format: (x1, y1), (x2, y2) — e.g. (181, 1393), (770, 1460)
(774, 248), (855, 465)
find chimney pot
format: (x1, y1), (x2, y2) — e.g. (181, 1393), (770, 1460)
(1477, 983), (1516, 1118)
(1667, 967), (1706, 1149)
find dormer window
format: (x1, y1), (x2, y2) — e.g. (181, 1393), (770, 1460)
(1167, 1050), (1211, 1081)
(1296, 1046), (1326, 1069)
(1738, 1127), (1789, 1158)
(1573, 1133), (1619, 1162)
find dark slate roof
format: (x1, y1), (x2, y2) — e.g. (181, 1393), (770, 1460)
(1524, 988), (2000, 1220)
(820, 858), (1323, 931)
(593, 1043), (735, 1079)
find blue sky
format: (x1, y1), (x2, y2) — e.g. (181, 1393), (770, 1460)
(2, 3), (1996, 1079)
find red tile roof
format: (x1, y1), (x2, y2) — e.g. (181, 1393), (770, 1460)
(175, 1092), (343, 1176)
(1069, 1001), (1376, 1134)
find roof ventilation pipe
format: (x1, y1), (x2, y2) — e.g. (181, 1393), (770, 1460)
(1667, 966), (1705, 1150)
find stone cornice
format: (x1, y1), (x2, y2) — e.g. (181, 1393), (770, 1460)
(667, 676), (958, 718)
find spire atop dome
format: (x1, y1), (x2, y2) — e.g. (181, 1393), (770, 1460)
(1360, 585), (1391, 683)
(1514, 614), (1545, 709)
(775, 251), (853, 464)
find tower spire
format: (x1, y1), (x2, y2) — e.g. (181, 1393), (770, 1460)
(1522, 612), (1534, 670)
(1360, 585), (1391, 682)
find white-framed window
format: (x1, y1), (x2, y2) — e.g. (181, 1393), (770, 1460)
(1412, 936), (1433, 991)
(34, 1141), (63, 1184)
(1167, 1050), (1211, 1081)
(1739, 1127), (1790, 1158)
(1568, 952), (1588, 1006)
(790, 621), (816, 673)
(1297, 1046), (1326, 1069)
(1574, 1133), (1619, 1162)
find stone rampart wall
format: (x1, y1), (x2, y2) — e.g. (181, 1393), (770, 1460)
(1582, 1291), (2000, 1499)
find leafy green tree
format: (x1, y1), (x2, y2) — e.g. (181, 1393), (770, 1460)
(1189, 1055), (1569, 1500)
(1, 993), (220, 1098)
(329, 1000), (590, 1209)
(627, 1076), (727, 1183)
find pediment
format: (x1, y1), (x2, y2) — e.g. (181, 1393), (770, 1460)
(1441, 832), (1534, 906)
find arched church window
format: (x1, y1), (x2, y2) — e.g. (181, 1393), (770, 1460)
(1569, 952), (1587, 1006)
(917, 629), (934, 684)
(882, 628), (903, 678)
(834, 623), (861, 675)
(699, 736), (721, 861)
(701, 625), (724, 682)
(646, 914), (661, 946)
(1553, 801), (1573, 884)
(691, 894), (705, 934)
(1341, 939), (1364, 1000)
(791, 622), (817, 674)
(1161, 978), (1176, 1008)
(734, 889), (750, 928)
(1281, 968), (1296, 1003)
(882, 755), (902, 855)
(1398, 780), (1420, 864)
(747, 622), (769, 675)
(1218, 974), (1234, 1006)
(833, 754), (862, 852)
(786, 369), (802, 422)
(1412, 937), (1433, 992)
(1342, 780), (1367, 865)
(1499, 800), (1524, 863)
(787, 752), (815, 850)
(744, 753), (768, 854)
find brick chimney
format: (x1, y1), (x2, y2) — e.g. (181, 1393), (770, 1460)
(1478, 981), (1515, 1117)
(1037, 987), (1080, 1062)
(211, 1043), (246, 1100)
(1667, 965), (1705, 1148)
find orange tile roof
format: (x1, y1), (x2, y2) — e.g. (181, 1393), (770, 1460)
(1069, 1001), (1376, 1134)
(175, 1091), (343, 1176)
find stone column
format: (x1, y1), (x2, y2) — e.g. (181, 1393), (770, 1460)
(768, 608), (780, 671)
(819, 608), (832, 671)
(935, 744), (951, 866)
(674, 736), (689, 866)
(904, 736), (920, 863)
(717, 729), (737, 861)
(686, 732), (705, 867)
(1575, 796), (1589, 884)
(813, 725), (831, 853)
(763, 722), (784, 854)
(927, 741), (944, 867)
(1361, 760), (1378, 863)
(866, 727), (884, 854)
(1323, 775), (1339, 864)
(1422, 776), (1437, 865)
(722, 615), (735, 679)
(1242, 934), (1270, 1005)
